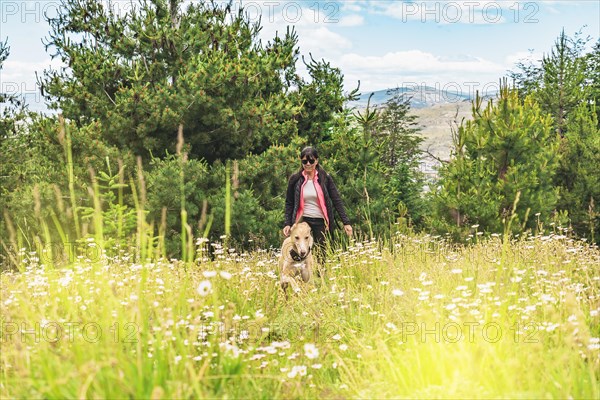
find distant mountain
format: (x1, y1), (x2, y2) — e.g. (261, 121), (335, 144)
(349, 86), (494, 109)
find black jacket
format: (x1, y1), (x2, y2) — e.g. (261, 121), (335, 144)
(284, 168), (351, 232)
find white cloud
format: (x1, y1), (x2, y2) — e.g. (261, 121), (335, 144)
(297, 27), (352, 54)
(256, 2), (353, 57)
(1, 58), (65, 93)
(336, 49), (508, 92)
(338, 14), (364, 27)
(340, 1), (364, 13)
(340, 50), (504, 74)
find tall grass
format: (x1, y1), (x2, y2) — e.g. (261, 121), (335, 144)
(1, 230), (598, 398)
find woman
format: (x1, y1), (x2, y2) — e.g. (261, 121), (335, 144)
(283, 146), (353, 261)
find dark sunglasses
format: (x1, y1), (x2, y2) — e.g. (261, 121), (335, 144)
(301, 158), (316, 165)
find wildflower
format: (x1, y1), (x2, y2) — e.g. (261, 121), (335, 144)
(220, 271), (232, 280)
(203, 271), (217, 278)
(332, 334), (342, 341)
(196, 280), (212, 297)
(392, 289), (404, 297)
(386, 322), (398, 331)
(287, 365), (307, 378)
(339, 344), (348, 351)
(304, 343), (319, 359)
(451, 268), (463, 274)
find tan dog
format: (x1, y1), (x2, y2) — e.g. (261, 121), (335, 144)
(279, 222), (314, 297)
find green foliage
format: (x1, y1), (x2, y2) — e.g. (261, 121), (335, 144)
(535, 30), (589, 137)
(1, 115), (132, 244)
(40, 0), (309, 162)
(555, 103), (600, 242)
(79, 160), (139, 248)
(375, 90), (427, 226)
(294, 55), (359, 143)
(509, 30), (599, 242)
(428, 86), (560, 239)
(585, 39), (600, 125)
(145, 153), (208, 257)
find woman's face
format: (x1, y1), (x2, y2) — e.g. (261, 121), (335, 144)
(301, 156), (318, 173)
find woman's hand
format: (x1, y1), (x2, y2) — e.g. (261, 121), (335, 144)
(343, 224), (353, 237)
(283, 225), (291, 237)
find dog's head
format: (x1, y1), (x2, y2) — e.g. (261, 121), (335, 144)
(289, 222), (313, 258)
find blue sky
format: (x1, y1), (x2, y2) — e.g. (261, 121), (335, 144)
(1, 0), (598, 111)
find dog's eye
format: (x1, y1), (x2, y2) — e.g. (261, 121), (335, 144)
(305, 236), (309, 240)
(294, 236), (299, 240)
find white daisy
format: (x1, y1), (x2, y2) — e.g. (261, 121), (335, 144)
(196, 280), (212, 297)
(304, 343), (319, 359)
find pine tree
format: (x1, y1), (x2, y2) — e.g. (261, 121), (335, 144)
(39, 0), (312, 162)
(506, 30), (599, 241)
(585, 39), (600, 124)
(294, 55), (359, 144)
(555, 103), (600, 242)
(429, 85), (560, 238)
(535, 30), (588, 137)
(375, 90), (426, 225)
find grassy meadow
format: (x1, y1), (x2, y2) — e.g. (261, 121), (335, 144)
(1, 231), (599, 398)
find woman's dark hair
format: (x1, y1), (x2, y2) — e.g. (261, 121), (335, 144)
(295, 146), (324, 175)
(300, 146), (319, 160)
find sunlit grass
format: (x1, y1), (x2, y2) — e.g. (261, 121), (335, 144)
(1, 232), (598, 398)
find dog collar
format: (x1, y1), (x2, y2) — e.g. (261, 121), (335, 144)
(290, 247), (311, 262)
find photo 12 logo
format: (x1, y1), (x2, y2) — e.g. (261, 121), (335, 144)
(224, 1), (340, 24)
(399, 1), (540, 24)
(1, 321), (140, 344)
(1, 1), (61, 23)
(399, 321), (540, 344)
(0, 1), (341, 24)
